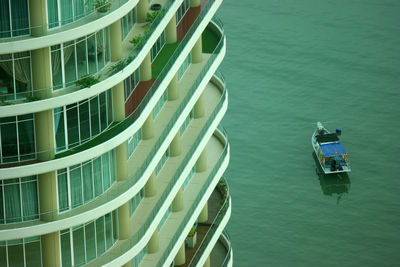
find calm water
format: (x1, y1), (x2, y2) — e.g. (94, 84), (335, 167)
(218, 0), (400, 266)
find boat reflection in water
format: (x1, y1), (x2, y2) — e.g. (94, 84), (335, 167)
(312, 153), (351, 204)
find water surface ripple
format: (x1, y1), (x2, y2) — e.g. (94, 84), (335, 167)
(219, 0), (400, 266)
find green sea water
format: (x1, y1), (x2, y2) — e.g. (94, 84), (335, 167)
(219, 0), (400, 266)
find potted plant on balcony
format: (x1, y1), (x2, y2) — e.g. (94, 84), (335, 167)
(94, 0), (111, 13)
(129, 34), (143, 46)
(185, 225), (197, 248)
(217, 179), (228, 207)
(146, 10), (160, 23)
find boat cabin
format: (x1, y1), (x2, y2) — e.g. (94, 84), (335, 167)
(319, 142), (348, 171)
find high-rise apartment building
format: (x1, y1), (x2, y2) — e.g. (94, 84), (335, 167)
(0, 0), (231, 266)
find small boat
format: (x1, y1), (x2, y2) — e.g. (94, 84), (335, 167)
(312, 122), (351, 174)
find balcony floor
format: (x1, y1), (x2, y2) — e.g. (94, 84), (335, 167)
(85, 51), (223, 265)
(140, 131), (225, 267)
(177, 188), (222, 267)
(210, 236), (228, 267)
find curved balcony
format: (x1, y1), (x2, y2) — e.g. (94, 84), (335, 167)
(0, 0), (224, 116)
(0, 36), (227, 239)
(137, 126), (229, 267)
(0, 0), (185, 111)
(84, 78), (228, 266)
(0, 0), (136, 54)
(185, 176), (231, 267)
(214, 231), (233, 267)
(0, 6), (224, 180)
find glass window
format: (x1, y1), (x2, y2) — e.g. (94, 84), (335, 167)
(8, 242), (25, 266)
(79, 100), (91, 142)
(0, 236), (42, 266)
(48, 0), (97, 29)
(0, 0), (29, 38)
(60, 212), (116, 265)
(57, 169), (69, 212)
(66, 103), (80, 148)
(93, 156), (103, 197)
(82, 161), (94, 203)
(121, 8), (137, 41)
(99, 92), (108, 131)
(90, 96), (100, 136)
(54, 90), (113, 152)
(96, 217), (105, 255)
(102, 152), (111, 190)
(47, 0), (59, 28)
(73, 226), (85, 265)
(70, 164), (83, 208)
(76, 37), (89, 79)
(85, 222), (96, 261)
(24, 237), (42, 266)
(60, 230), (72, 266)
(51, 45), (63, 90)
(0, 52), (32, 101)
(87, 33), (97, 74)
(0, 115), (35, 163)
(60, 0), (74, 25)
(57, 150), (116, 212)
(51, 28), (110, 91)
(96, 30), (105, 70)
(105, 213), (112, 249)
(63, 41), (78, 87)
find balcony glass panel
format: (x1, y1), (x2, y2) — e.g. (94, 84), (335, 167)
(124, 68), (140, 101)
(127, 128), (142, 159)
(129, 188), (144, 217)
(151, 31), (166, 62)
(178, 52), (191, 80)
(176, 0), (190, 24)
(132, 247), (146, 267)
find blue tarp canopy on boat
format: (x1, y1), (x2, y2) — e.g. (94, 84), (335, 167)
(320, 142), (346, 157)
